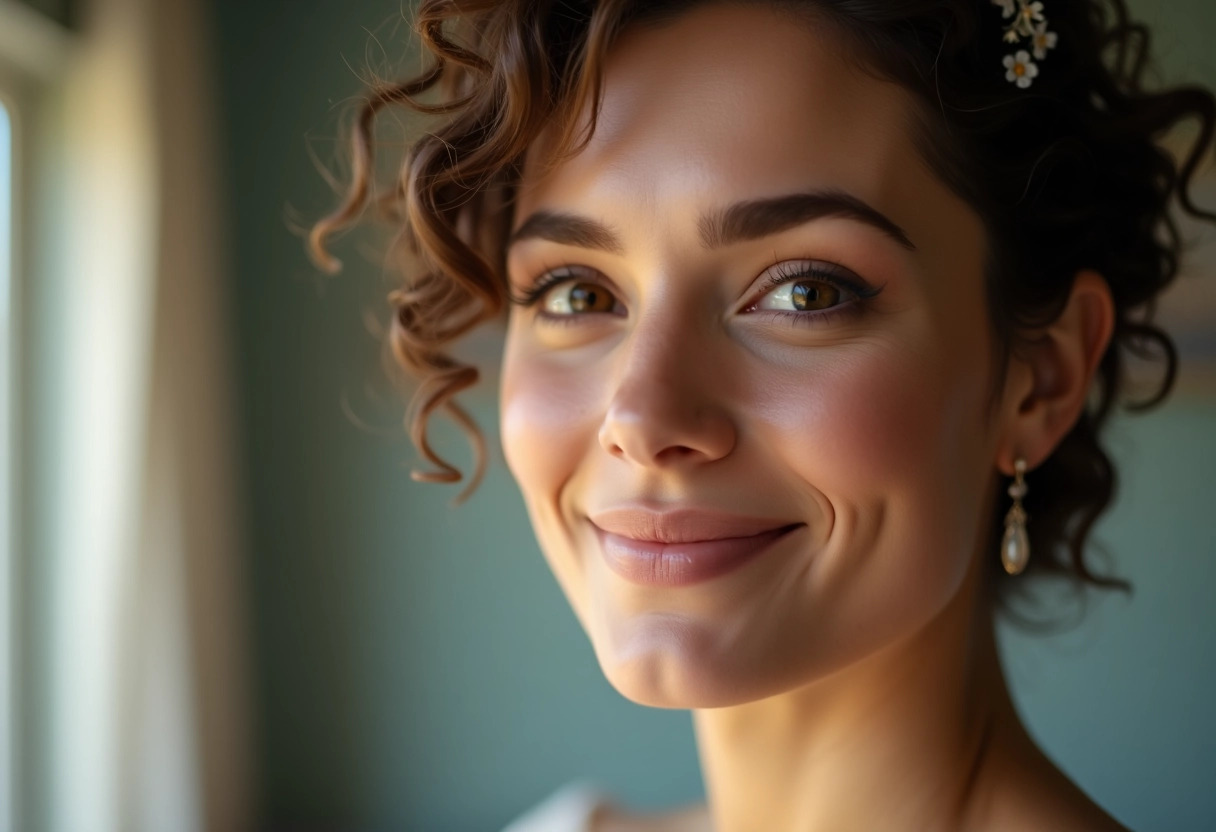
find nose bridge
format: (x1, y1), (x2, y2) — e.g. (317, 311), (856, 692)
(619, 302), (700, 391)
(599, 299), (736, 466)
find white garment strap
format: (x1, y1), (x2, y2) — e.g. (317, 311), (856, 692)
(500, 780), (614, 832)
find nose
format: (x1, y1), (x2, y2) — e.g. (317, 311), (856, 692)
(597, 312), (737, 468)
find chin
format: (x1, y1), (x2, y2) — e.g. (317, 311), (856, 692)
(588, 620), (811, 710)
(599, 657), (740, 709)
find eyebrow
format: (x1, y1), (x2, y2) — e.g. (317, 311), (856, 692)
(507, 188), (917, 254)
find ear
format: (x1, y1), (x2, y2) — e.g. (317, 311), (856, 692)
(997, 269), (1116, 476)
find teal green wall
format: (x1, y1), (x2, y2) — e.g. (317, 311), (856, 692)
(210, 1), (1216, 829)
(1000, 400), (1216, 832)
(12, 0), (73, 27)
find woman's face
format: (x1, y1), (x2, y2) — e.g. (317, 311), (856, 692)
(500, 2), (1002, 708)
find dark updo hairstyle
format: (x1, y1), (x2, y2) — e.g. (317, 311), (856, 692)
(309, 0), (1215, 602)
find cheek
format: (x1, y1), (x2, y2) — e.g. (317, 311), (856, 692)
(499, 330), (607, 628)
(499, 342), (602, 501)
(755, 334), (992, 581)
(755, 342), (970, 488)
(731, 338), (993, 682)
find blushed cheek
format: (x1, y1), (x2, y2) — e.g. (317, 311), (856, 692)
(499, 349), (601, 509)
(500, 343), (617, 634)
(768, 352), (943, 486)
(759, 340), (986, 533)
(756, 342), (990, 651)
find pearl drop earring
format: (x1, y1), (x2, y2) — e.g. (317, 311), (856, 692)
(1002, 457), (1030, 575)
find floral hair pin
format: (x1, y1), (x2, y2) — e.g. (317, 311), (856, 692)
(992, 0), (1058, 88)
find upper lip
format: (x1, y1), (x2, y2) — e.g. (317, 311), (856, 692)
(588, 506), (801, 544)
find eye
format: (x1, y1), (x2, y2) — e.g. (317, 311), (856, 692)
(509, 265), (625, 321)
(753, 279), (843, 313)
(742, 261), (882, 323)
(542, 280), (619, 316)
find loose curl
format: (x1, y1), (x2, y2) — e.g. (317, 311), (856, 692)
(309, 0), (1216, 600)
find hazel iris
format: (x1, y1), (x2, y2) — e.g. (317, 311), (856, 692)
(791, 281), (840, 311)
(569, 283), (615, 313)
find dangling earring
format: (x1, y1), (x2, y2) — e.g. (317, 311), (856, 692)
(1002, 457), (1030, 575)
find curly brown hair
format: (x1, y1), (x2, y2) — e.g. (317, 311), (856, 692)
(309, 0), (1215, 599)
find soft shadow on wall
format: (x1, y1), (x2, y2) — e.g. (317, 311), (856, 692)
(210, 0), (1216, 830)
(9, 0), (251, 829)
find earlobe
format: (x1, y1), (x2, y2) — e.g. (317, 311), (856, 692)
(998, 269), (1116, 475)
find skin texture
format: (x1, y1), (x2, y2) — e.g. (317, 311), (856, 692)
(499, 4), (1122, 830)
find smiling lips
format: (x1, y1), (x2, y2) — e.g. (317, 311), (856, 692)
(589, 508), (803, 587)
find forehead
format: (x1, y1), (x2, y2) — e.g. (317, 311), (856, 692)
(515, 3), (935, 235)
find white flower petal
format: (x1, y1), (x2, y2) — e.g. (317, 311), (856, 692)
(1034, 26), (1058, 59)
(992, 0), (1017, 17)
(1018, 0), (1045, 22)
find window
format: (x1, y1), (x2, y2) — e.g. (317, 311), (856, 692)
(2, 7), (74, 829)
(0, 93), (12, 832)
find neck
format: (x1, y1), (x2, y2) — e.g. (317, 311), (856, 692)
(692, 560), (1022, 832)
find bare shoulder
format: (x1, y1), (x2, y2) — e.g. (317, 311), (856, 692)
(591, 785), (1128, 832)
(980, 789), (1131, 832)
(591, 802), (713, 832)
(595, 797), (1128, 832)
(589, 733), (1130, 832)
(988, 778), (1130, 832)
(971, 733), (1132, 832)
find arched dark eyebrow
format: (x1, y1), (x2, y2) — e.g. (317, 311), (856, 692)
(508, 188), (917, 253)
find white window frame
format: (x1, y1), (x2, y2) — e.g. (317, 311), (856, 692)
(0, 67), (15, 832)
(0, 4), (73, 831)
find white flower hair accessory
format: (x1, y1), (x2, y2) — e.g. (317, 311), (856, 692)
(992, 0), (1058, 88)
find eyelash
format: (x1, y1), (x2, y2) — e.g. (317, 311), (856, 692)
(509, 261), (881, 328)
(746, 261), (881, 328)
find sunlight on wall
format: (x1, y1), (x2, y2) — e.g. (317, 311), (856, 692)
(0, 100), (9, 308)
(0, 96), (14, 832)
(47, 25), (159, 832)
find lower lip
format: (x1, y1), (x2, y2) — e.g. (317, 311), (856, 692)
(593, 524), (800, 587)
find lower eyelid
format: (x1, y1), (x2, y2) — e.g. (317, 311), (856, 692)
(743, 303), (863, 328)
(533, 312), (625, 331)
(526, 270), (871, 326)
(533, 300), (859, 322)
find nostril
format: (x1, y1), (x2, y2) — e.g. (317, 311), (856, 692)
(598, 385), (737, 467)
(654, 445), (698, 464)
(598, 423), (625, 459)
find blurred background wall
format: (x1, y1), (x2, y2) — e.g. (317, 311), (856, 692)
(7, 0), (1210, 830)
(8, 0), (250, 829)
(206, 0), (1216, 830)
(207, 1), (1216, 830)
(9, 0), (69, 25)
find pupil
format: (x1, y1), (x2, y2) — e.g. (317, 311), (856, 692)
(791, 282), (837, 311)
(569, 283), (607, 313)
